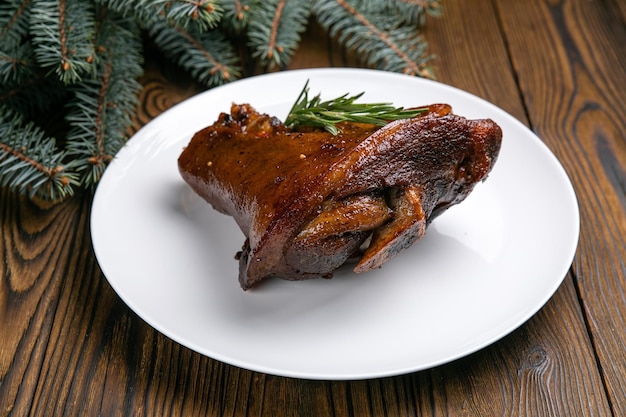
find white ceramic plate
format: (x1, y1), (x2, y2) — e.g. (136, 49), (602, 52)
(91, 68), (579, 380)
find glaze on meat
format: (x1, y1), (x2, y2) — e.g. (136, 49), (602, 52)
(178, 103), (502, 290)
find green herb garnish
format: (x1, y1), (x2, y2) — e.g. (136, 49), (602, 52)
(285, 80), (427, 135)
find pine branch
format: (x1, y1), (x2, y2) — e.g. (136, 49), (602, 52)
(379, 0), (441, 26)
(221, 0), (255, 33)
(0, 2), (68, 119)
(313, 0), (435, 78)
(0, 42), (38, 85)
(94, 0), (165, 24)
(96, 0), (223, 31)
(0, 1), (36, 84)
(247, 0), (311, 70)
(165, 0), (223, 31)
(30, 0), (97, 84)
(149, 19), (241, 86)
(0, 0), (31, 46)
(65, 7), (143, 187)
(0, 107), (78, 200)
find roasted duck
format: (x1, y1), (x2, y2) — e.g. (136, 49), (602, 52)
(178, 103), (502, 290)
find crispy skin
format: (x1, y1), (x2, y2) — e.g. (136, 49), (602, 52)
(178, 103), (502, 290)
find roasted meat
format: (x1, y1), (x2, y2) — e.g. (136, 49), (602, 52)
(178, 103), (502, 290)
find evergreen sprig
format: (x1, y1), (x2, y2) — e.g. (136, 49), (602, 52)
(165, 0), (224, 31)
(285, 80), (427, 134)
(221, 0), (254, 33)
(0, 0), (31, 43)
(149, 20), (241, 87)
(65, 7), (143, 187)
(30, 0), (97, 84)
(0, 0), (442, 201)
(248, 0), (311, 70)
(314, 0), (437, 78)
(0, 107), (78, 200)
(0, 1), (36, 85)
(97, 0), (223, 31)
(94, 0), (165, 24)
(378, 0), (442, 26)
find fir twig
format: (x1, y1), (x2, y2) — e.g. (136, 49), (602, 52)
(313, 0), (436, 78)
(165, 0), (223, 31)
(0, 0), (31, 46)
(378, 0), (442, 26)
(0, 1), (36, 84)
(149, 20), (241, 86)
(0, 42), (37, 85)
(30, 0), (97, 84)
(221, 0), (254, 33)
(96, 0), (222, 31)
(0, 107), (78, 200)
(247, 0), (311, 70)
(65, 7), (143, 187)
(94, 0), (165, 24)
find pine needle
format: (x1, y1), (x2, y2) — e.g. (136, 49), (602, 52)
(313, 0), (436, 78)
(0, 107), (78, 200)
(149, 20), (241, 86)
(248, 0), (311, 70)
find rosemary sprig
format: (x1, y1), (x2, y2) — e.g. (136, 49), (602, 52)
(285, 80), (427, 135)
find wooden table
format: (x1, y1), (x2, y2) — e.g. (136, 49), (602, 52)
(2, 1), (625, 415)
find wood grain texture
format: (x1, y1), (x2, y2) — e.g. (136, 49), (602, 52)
(432, 277), (611, 416)
(421, 1), (614, 415)
(495, 0), (626, 414)
(424, 0), (527, 121)
(0, 191), (81, 415)
(1, 1), (624, 416)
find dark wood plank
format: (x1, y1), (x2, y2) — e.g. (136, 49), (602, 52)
(427, 277), (611, 416)
(0, 192), (82, 416)
(496, 0), (626, 414)
(420, 0), (613, 415)
(423, 0), (527, 121)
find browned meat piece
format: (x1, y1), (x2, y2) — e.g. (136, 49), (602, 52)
(178, 103), (502, 290)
